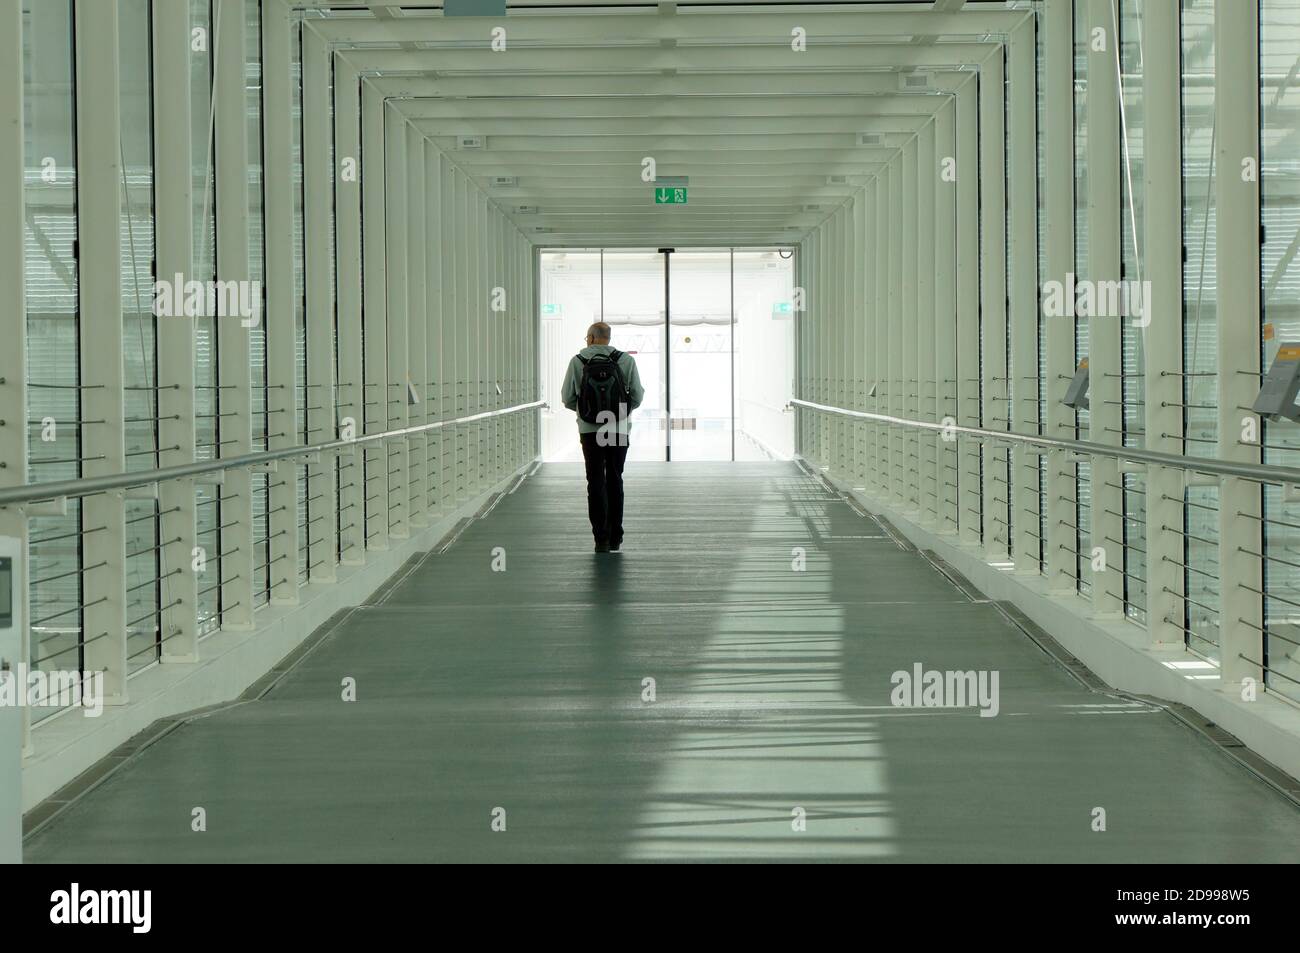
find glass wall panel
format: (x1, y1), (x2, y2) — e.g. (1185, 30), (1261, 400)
(191, 0), (220, 634)
(1037, 5), (1048, 573)
(734, 250), (796, 460)
(22, 0), (81, 710)
(1181, 0), (1221, 659)
(292, 13), (308, 585)
(247, 0), (269, 607)
(119, 0), (160, 672)
(1120, 0), (1148, 622)
(1261, 0), (1300, 701)
(1074, 0), (1093, 595)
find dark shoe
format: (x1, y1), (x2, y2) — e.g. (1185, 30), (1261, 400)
(594, 541), (610, 553)
(609, 540), (622, 552)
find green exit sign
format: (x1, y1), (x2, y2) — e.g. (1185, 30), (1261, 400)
(773, 302), (792, 314)
(654, 187), (687, 205)
(541, 303), (562, 315)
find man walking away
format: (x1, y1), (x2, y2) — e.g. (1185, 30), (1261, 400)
(560, 321), (645, 553)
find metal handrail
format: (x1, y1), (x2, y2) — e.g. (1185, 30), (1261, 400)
(0, 400), (545, 508)
(790, 398), (1300, 487)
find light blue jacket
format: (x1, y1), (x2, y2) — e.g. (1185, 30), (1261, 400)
(560, 345), (645, 435)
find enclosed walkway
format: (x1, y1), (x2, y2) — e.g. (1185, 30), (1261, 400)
(23, 463), (1300, 863)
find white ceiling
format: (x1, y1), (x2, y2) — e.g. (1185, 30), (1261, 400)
(304, 1), (1029, 246)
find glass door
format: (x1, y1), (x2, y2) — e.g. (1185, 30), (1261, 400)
(667, 250), (734, 461)
(538, 247), (794, 463)
(602, 250), (667, 462)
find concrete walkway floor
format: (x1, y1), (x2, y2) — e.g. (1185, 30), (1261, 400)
(25, 462), (1300, 862)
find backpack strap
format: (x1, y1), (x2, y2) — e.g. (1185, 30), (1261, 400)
(576, 355), (589, 365)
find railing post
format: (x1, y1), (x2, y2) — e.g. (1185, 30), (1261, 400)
(1215, 0), (1263, 692)
(74, 0), (128, 703)
(153, 0), (198, 661)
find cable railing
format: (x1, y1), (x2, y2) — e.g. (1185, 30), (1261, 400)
(0, 401), (545, 509)
(790, 398), (1300, 487)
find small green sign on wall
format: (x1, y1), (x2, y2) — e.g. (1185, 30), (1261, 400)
(654, 187), (687, 205)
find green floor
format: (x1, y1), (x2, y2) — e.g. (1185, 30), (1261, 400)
(25, 462), (1300, 862)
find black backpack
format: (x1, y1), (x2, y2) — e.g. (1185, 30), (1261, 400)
(576, 349), (630, 425)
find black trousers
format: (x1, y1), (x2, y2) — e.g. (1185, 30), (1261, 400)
(580, 431), (630, 544)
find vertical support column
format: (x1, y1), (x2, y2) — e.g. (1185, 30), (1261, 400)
(955, 77), (982, 548)
(455, 169), (469, 501)
(874, 172), (890, 499)
(854, 180), (871, 489)
(1043, 0), (1078, 592)
(360, 80), (389, 551)
(214, 0), (253, 625)
(917, 120), (937, 527)
(889, 158), (906, 507)
(808, 233), (819, 461)
(830, 208), (843, 474)
(901, 138), (919, 515)
(406, 124), (428, 526)
(1085, 0), (1124, 618)
(425, 145), (444, 518)
(451, 166), (466, 503)
(334, 57), (364, 565)
(475, 189), (486, 488)
(1143, 0), (1186, 648)
(852, 189), (863, 483)
(935, 99), (958, 535)
(384, 102), (409, 538)
(302, 25), (337, 581)
(841, 204), (853, 478)
(1008, 18), (1042, 573)
(153, 0), (198, 660)
(75, 0), (128, 701)
(980, 49), (1009, 560)
(0, 0), (27, 863)
(1216, 0), (1263, 691)
(262, 0), (301, 601)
